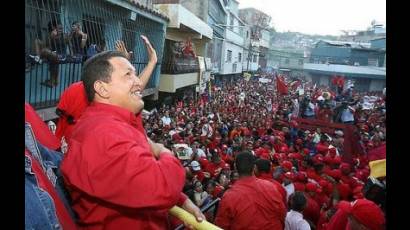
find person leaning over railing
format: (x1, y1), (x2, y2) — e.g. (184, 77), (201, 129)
(31, 19), (70, 87)
(60, 35), (205, 230)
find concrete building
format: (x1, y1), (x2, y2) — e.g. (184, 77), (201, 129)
(238, 7), (272, 69)
(218, 0), (245, 77)
(310, 40), (386, 67)
(267, 49), (305, 76)
(152, 0), (213, 104)
(207, 0), (228, 75)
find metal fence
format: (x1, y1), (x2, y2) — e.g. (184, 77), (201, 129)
(25, 0), (166, 109)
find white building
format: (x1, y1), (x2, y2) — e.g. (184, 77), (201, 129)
(219, 0), (245, 75)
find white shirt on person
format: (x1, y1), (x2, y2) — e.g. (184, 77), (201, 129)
(341, 108), (354, 122)
(161, 116), (172, 126)
(285, 210), (311, 230)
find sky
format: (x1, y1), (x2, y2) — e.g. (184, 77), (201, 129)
(237, 0), (386, 36)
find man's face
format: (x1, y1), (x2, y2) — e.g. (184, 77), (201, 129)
(105, 57), (144, 114)
(72, 23), (81, 32)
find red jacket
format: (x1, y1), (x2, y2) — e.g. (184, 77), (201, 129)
(61, 103), (186, 230)
(303, 195), (321, 226)
(215, 176), (286, 230)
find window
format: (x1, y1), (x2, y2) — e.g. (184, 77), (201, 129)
(230, 14), (234, 27)
(233, 63), (237, 72)
(246, 31), (249, 38)
(253, 55), (257, 62)
(238, 53), (242, 62)
(227, 50), (232, 62)
(285, 58), (290, 64)
(298, 59), (304, 65)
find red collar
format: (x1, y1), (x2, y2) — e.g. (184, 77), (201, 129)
(88, 102), (142, 128)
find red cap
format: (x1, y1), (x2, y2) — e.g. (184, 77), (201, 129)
(303, 148), (310, 155)
(282, 145), (290, 153)
(332, 156), (342, 165)
(318, 179), (328, 188)
(313, 154), (324, 164)
(330, 169), (342, 180)
(306, 182), (317, 192)
(323, 156), (333, 165)
(296, 172), (307, 182)
(340, 163), (351, 175)
(281, 160), (293, 171)
(340, 199), (385, 230)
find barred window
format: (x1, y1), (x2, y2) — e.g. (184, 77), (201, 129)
(227, 50), (232, 62)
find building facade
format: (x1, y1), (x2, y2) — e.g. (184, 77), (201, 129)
(153, 0), (213, 104)
(310, 40), (386, 67)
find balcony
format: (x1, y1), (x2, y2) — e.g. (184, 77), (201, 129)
(154, 3), (213, 39)
(158, 72), (199, 93)
(225, 29), (244, 46)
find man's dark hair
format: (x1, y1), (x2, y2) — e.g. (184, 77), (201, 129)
(235, 151), (255, 176)
(290, 191), (307, 212)
(72, 21), (81, 26)
(255, 158), (271, 173)
(82, 51), (128, 102)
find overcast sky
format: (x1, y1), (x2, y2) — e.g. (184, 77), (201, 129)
(237, 0), (386, 36)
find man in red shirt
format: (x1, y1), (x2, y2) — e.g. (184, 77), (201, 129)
(61, 40), (204, 230)
(215, 151), (286, 230)
(205, 152), (226, 178)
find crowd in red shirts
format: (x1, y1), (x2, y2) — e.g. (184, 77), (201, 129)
(141, 74), (386, 229)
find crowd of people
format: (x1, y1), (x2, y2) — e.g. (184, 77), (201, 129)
(139, 74), (386, 229)
(25, 34), (386, 230)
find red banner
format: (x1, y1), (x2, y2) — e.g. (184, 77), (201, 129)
(276, 76), (288, 95)
(294, 118), (363, 164)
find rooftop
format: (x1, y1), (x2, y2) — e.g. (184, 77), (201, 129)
(303, 63), (386, 79)
(317, 40), (371, 49)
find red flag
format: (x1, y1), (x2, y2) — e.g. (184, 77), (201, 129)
(276, 76), (288, 95)
(368, 144), (386, 162)
(331, 75), (338, 85)
(337, 76), (345, 88)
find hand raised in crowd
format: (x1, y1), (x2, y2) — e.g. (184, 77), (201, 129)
(140, 35), (157, 64)
(148, 138), (172, 159)
(115, 40), (133, 60)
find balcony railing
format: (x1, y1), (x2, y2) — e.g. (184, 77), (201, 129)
(25, 0), (166, 109)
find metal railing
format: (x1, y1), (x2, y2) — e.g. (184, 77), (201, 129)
(25, 0), (166, 109)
